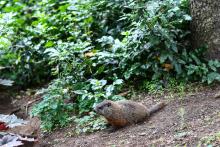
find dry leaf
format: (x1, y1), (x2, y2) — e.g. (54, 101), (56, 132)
(84, 52), (95, 57)
(162, 63), (173, 71)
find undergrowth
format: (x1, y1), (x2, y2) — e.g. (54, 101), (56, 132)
(1, 0), (220, 132)
(199, 132), (220, 146)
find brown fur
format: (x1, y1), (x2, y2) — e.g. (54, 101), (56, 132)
(94, 100), (165, 127)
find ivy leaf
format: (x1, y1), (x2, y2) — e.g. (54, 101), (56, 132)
(207, 72), (220, 84)
(208, 60), (220, 71)
(105, 85), (114, 97)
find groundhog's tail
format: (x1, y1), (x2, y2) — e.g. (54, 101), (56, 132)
(149, 102), (166, 115)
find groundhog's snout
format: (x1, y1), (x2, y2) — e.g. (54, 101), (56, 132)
(93, 105), (99, 113)
(93, 107), (97, 112)
(93, 105), (102, 115)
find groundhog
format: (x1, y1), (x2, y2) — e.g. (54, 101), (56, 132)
(94, 100), (165, 128)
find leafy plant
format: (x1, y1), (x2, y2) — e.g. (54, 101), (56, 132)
(74, 78), (124, 114)
(2, 0), (220, 133)
(142, 80), (163, 94)
(74, 112), (107, 134)
(31, 77), (124, 131)
(31, 79), (74, 131)
(186, 59), (220, 84)
(199, 132), (220, 146)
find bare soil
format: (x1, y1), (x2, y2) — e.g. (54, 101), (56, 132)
(1, 85), (220, 147)
(42, 85), (220, 147)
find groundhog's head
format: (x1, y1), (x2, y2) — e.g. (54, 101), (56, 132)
(94, 100), (114, 117)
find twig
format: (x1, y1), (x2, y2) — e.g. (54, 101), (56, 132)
(25, 98), (42, 115)
(10, 107), (21, 115)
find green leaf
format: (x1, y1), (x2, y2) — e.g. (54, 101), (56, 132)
(105, 85), (114, 97)
(73, 90), (87, 95)
(186, 65), (196, 75)
(183, 15), (192, 21)
(45, 41), (54, 48)
(173, 59), (182, 74)
(113, 79), (123, 85)
(207, 72), (220, 84)
(0, 79), (14, 86)
(190, 54), (201, 65)
(160, 52), (169, 63)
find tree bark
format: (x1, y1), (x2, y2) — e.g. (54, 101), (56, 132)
(190, 0), (220, 59)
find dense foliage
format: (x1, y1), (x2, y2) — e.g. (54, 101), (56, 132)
(1, 0), (220, 132)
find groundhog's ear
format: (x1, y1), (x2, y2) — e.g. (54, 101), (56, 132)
(107, 102), (111, 107)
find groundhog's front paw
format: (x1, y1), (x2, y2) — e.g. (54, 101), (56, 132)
(105, 126), (123, 133)
(105, 126), (118, 133)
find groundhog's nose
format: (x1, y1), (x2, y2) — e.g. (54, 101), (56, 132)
(93, 106), (97, 113)
(93, 106), (102, 114)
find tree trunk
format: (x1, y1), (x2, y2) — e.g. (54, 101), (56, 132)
(190, 0), (220, 59)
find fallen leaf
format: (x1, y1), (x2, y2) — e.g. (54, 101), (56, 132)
(84, 52), (96, 57)
(162, 63), (173, 71)
(0, 122), (9, 131)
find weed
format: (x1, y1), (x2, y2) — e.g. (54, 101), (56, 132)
(178, 107), (186, 130)
(74, 112), (107, 134)
(199, 132), (220, 146)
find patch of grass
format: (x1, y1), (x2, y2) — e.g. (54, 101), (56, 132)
(198, 132), (220, 146)
(142, 80), (164, 95)
(142, 78), (191, 100)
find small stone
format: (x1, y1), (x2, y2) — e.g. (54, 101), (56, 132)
(16, 95), (21, 99)
(139, 132), (147, 136)
(174, 131), (191, 140)
(214, 91), (220, 98)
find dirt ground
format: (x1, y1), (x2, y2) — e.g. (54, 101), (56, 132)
(1, 85), (220, 147)
(41, 85), (220, 147)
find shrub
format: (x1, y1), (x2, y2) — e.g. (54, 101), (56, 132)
(31, 79), (74, 131)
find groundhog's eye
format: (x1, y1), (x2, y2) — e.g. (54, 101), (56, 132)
(107, 103), (111, 107)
